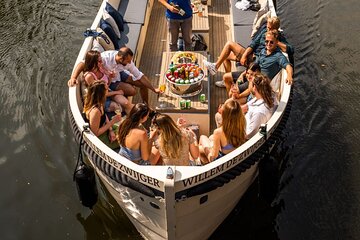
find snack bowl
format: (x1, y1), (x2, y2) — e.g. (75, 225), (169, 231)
(165, 70), (205, 97)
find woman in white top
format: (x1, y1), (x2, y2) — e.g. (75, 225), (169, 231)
(242, 73), (278, 138)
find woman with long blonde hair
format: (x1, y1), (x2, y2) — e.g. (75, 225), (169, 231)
(150, 114), (199, 166)
(199, 98), (246, 164)
(83, 81), (121, 149)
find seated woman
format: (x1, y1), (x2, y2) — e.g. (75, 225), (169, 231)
(199, 98), (246, 164)
(227, 62), (261, 104)
(83, 81), (121, 149)
(215, 63), (261, 127)
(150, 114), (199, 166)
(117, 103), (154, 165)
(242, 73), (278, 138)
(83, 50), (134, 115)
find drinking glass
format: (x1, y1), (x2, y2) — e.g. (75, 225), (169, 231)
(159, 83), (167, 108)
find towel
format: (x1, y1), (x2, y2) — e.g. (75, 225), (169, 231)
(235, 0), (251, 10)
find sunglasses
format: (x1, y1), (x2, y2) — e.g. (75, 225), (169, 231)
(265, 40), (274, 45)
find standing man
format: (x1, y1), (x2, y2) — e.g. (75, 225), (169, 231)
(159, 0), (193, 51)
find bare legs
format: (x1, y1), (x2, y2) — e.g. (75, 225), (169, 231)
(215, 41), (245, 73)
(223, 72), (234, 93)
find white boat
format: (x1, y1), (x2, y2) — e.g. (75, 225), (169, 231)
(68, 0), (292, 239)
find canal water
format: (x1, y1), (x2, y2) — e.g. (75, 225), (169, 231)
(0, 0), (359, 239)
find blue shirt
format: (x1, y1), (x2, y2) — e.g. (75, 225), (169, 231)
(249, 24), (294, 58)
(165, 0), (192, 20)
(256, 48), (290, 80)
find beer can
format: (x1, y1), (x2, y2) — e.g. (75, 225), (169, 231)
(199, 93), (206, 103)
(180, 100), (186, 110)
(186, 99), (191, 109)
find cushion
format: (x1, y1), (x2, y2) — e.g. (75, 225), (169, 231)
(252, 0), (269, 26)
(119, 0), (148, 24)
(259, 0), (269, 10)
(103, 9), (121, 39)
(78, 72), (87, 104)
(251, 11), (270, 38)
(105, 2), (124, 32)
(106, 0), (120, 9)
(100, 19), (120, 49)
(270, 71), (282, 94)
(231, 0), (256, 26)
(92, 39), (105, 52)
(234, 25), (252, 47)
(117, 23), (142, 51)
(96, 27), (115, 50)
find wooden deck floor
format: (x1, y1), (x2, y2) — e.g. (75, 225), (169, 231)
(136, 0), (232, 132)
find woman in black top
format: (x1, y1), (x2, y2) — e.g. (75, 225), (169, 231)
(83, 81), (122, 149)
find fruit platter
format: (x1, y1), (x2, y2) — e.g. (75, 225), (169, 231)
(165, 52), (205, 97)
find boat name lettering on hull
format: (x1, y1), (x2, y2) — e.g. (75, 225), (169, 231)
(85, 138), (161, 188)
(182, 138), (265, 188)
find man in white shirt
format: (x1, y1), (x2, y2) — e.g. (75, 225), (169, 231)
(68, 47), (160, 105)
(242, 73), (278, 138)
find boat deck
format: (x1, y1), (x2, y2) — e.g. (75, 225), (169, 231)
(134, 0), (233, 132)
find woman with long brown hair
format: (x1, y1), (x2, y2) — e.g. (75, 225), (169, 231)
(150, 114), (199, 166)
(83, 81), (121, 149)
(117, 103), (154, 164)
(228, 62), (261, 104)
(243, 73), (277, 138)
(199, 98), (246, 164)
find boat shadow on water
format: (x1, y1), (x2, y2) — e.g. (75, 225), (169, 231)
(76, 175), (144, 239)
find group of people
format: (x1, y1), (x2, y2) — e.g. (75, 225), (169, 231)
(67, 45), (199, 166)
(113, 99), (246, 166)
(202, 15), (294, 161)
(67, 8), (294, 166)
(69, 53), (247, 166)
(204, 16), (294, 88)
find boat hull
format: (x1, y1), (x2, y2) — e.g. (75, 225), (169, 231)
(88, 153), (258, 240)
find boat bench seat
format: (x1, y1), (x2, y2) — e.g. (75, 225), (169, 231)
(230, 0), (257, 47)
(114, 0), (152, 64)
(117, 23), (142, 53)
(119, 0), (148, 24)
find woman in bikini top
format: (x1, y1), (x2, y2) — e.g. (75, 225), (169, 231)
(199, 98), (247, 164)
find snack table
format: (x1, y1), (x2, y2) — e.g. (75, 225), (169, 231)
(155, 51), (210, 135)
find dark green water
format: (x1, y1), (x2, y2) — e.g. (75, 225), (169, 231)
(1, 0), (359, 239)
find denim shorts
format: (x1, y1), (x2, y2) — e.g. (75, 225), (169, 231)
(109, 71), (130, 91)
(105, 97), (112, 112)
